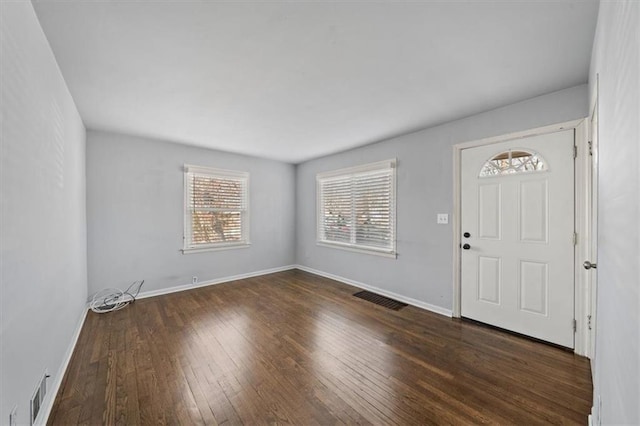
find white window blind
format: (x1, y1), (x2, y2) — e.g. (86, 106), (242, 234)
(184, 165), (249, 252)
(317, 159), (396, 256)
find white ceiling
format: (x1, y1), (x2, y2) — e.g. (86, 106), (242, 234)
(33, 0), (598, 163)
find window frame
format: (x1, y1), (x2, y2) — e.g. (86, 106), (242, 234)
(316, 159), (397, 258)
(478, 148), (548, 178)
(182, 164), (250, 254)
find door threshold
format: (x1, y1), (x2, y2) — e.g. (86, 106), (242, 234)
(460, 317), (575, 353)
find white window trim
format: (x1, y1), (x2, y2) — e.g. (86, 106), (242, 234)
(316, 159), (397, 258)
(182, 164), (250, 254)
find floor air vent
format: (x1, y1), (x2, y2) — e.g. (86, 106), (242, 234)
(353, 291), (407, 311)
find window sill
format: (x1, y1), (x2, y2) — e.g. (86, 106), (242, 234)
(316, 241), (397, 259)
(182, 242), (251, 254)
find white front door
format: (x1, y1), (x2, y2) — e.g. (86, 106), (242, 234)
(461, 130), (575, 348)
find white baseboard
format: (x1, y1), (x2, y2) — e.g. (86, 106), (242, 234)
(294, 264), (453, 317)
(40, 305), (89, 425)
(135, 265), (298, 300)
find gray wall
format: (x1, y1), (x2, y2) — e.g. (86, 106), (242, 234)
(86, 131), (296, 296)
(0, 2), (88, 423)
(589, 1), (640, 424)
(296, 85), (588, 311)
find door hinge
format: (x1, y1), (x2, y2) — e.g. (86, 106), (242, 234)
(573, 232), (578, 245)
(587, 315), (592, 330)
(573, 145), (578, 159)
(573, 319), (577, 332)
(588, 140), (593, 156)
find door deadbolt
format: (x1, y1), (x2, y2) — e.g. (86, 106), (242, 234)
(583, 261), (597, 270)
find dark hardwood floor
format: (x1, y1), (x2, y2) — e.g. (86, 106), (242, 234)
(49, 270), (592, 425)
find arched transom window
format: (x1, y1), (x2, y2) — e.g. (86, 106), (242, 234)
(479, 149), (547, 177)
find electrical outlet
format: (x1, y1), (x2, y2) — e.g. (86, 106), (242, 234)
(9, 405), (17, 426)
(192, 276), (198, 285)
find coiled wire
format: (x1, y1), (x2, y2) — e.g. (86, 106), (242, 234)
(90, 280), (144, 314)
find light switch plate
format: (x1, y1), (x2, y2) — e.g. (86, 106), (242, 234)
(437, 214), (449, 224)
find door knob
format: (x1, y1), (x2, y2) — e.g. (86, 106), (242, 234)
(462, 244), (471, 250)
(583, 261), (597, 270)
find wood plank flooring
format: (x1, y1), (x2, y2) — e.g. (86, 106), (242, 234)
(48, 270), (592, 425)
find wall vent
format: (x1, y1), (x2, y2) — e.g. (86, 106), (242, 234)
(9, 405), (18, 426)
(30, 372), (49, 425)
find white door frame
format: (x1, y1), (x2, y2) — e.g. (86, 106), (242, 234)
(452, 118), (592, 356)
(586, 76), (599, 367)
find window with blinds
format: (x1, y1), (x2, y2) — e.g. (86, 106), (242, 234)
(317, 159), (396, 256)
(183, 165), (249, 252)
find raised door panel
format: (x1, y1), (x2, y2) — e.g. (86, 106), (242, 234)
(478, 256), (501, 304)
(519, 179), (549, 243)
(478, 183), (501, 240)
(519, 260), (548, 316)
